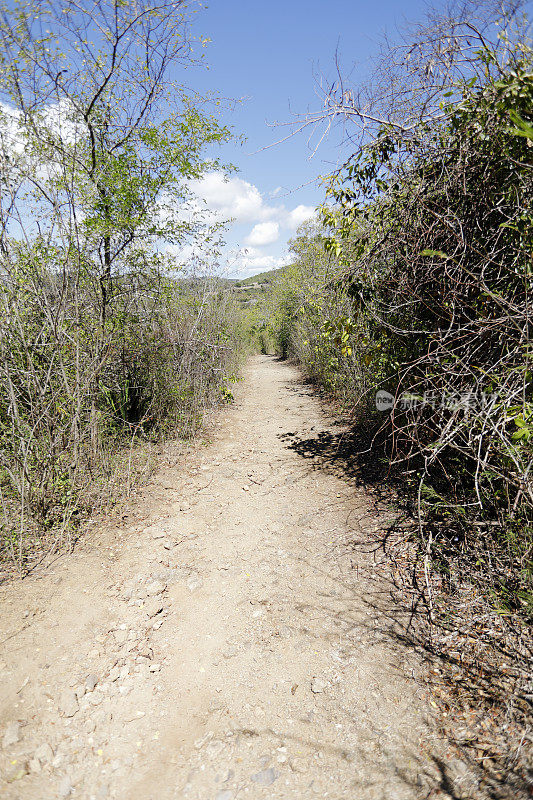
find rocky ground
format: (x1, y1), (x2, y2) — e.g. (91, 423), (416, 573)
(0, 356), (477, 799)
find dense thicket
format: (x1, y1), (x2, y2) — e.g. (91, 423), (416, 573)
(0, 0), (246, 568)
(267, 10), (532, 785)
(272, 5), (533, 618)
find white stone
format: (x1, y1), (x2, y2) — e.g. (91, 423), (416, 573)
(59, 691), (78, 717)
(35, 742), (54, 763)
(310, 677), (327, 694)
(2, 721), (21, 748)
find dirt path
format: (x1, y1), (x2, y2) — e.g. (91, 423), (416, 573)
(0, 356), (469, 799)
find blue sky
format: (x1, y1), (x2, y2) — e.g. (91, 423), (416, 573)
(181, 0), (531, 278)
(184, 0), (432, 277)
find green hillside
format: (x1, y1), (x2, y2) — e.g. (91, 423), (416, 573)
(234, 265), (286, 287)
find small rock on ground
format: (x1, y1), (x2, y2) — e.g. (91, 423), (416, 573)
(59, 690), (79, 717)
(145, 599), (164, 618)
(311, 677), (327, 694)
(215, 791), (233, 800)
(146, 580), (166, 596)
(35, 742), (54, 763)
(250, 767), (278, 786)
(2, 721), (21, 748)
(187, 575), (203, 592)
(85, 673), (98, 692)
(59, 775), (73, 797)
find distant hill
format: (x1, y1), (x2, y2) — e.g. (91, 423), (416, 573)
(228, 265), (288, 308)
(234, 265), (286, 288)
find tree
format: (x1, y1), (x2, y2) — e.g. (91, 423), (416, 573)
(0, 0), (236, 564)
(0, 0), (230, 323)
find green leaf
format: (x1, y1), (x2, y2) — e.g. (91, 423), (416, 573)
(420, 249), (449, 259)
(507, 110), (533, 140)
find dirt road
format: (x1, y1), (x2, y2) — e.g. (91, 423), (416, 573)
(0, 356), (466, 799)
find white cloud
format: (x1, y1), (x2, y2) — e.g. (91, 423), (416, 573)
(286, 204), (315, 229)
(189, 172), (276, 224)
(190, 172), (316, 231)
(0, 103), (25, 156)
(0, 99), (86, 192)
(1, 99), (84, 154)
(232, 249), (291, 278)
(174, 172), (318, 278)
(245, 221), (279, 247)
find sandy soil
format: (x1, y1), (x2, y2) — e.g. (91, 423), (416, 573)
(0, 356), (474, 799)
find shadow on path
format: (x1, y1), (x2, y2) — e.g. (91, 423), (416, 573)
(277, 377), (531, 800)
